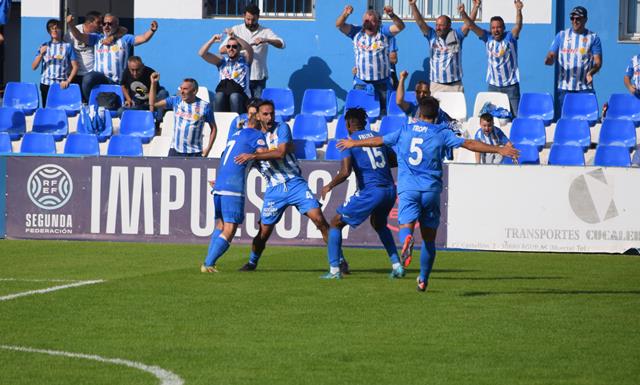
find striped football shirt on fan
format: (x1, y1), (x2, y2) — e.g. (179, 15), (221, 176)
(165, 96), (215, 154)
(480, 31), (519, 87)
(347, 24), (394, 82)
(217, 56), (251, 96)
(256, 122), (302, 187)
(625, 55), (640, 90)
(425, 28), (466, 84)
(549, 28), (602, 91)
(38, 41), (77, 85)
(88, 33), (135, 83)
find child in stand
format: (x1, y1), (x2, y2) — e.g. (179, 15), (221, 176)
(474, 113), (511, 164)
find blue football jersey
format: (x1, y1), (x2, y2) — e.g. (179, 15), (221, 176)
(383, 121), (464, 193)
(342, 129), (395, 190)
(215, 127), (266, 196)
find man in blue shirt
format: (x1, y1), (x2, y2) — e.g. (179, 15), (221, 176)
(338, 97), (519, 292)
(320, 108), (401, 279)
(201, 110), (266, 272)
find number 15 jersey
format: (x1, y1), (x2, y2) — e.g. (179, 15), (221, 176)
(341, 129), (395, 191)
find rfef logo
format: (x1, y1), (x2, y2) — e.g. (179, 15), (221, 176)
(27, 164), (73, 210)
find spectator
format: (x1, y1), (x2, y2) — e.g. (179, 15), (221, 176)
(219, 4), (284, 99)
(396, 70), (431, 122)
(31, 19), (78, 107)
(389, 35), (399, 90)
(119, 56), (168, 122)
(624, 54), (640, 97)
(632, 145), (640, 167)
(408, 0), (480, 93)
(474, 113), (510, 164)
(149, 74), (217, 158)
(0, 0), (9, 45)
(461, 0), (523, 116)
(199, 31), (253, 114)
(545, 6), (602, 113)
(66, 14), (158, 101)
(336, 4), (405, 114)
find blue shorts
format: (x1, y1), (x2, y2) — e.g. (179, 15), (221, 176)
(214, 194), (245, 224)
(397, 190), (441, 228)
(261, 177), (320, 225)
(337, 185), (396, 229)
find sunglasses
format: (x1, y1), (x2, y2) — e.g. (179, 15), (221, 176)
(570, 16), (583, 21)
(226, 44), (239, 49)
(103, 22), (114, 26)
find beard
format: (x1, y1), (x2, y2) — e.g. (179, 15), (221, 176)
(363, 20), (377, 32)
(245, 22), (258, 31)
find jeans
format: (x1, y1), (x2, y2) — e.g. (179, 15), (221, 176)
(168, 148), (202, 157)
(214, 92), (247, 114)
(82, 71), (116, 102)
(353, 79), (388, 116)
(488, 83), (521, 117)
(250, 79), (267, 99)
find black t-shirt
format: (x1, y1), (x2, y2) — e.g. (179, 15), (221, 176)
(120, 66), (157, 106)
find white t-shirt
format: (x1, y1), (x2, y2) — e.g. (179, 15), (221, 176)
(223, 23), (285, 81)
(64, 24), (94, 76)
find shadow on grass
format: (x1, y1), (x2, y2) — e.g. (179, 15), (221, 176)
(462, 289), (640, 297)
(440, 276), (567, 281)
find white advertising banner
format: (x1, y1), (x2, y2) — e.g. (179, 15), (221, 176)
(447, 164), (640, 253)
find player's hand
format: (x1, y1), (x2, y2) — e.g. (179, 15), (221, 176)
(514, 0), (523, 11)
(343, 5), (353, 16)
(234, 153), (255, 164)
(150, 72), (160, 83)
(400, 70), (409, 80)
(586, 72), (594, 85)
(66, 14), (75, 25)
(457, 3), (466, 14)
(499, 142), (520, 160)
(383, 5), (394, 15)
(321, 185), (332, 200)
(39, 45), (48, 55)
(336, 139), (354, 150)
(150, 20), (158, 32)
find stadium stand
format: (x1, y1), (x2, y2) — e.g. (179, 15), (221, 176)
(45, 83), (82, 117)
(0, 107), (27, 140)
(32, 108), (69, 141)
(206, 112), (238, 158)
(598, 118), (637, 150)
(560, 93), (599, 126)
(119, 110), (155, 144)
(324, 139), (341, 160)
(594, 145), (632, 167)
(509, 118), (546, 151)
(301, 89), (337, 121)
(293, 139), (317, 160)
(433, 91), (467, 121)
(76, 109), (113, 143)
(386, 91), (416, 118)
(553, 118), (591, 151)
(196, 86), (210, 103)
(518, 93), (554, 125)
(292, 113), (328, 146)
(20, 132), (56, 154)
(472, 92), (511, 117)
(88, 84), (125, 112)
(261, 87), (294, 121)
(379, 115), (405, 136)
(605, 93), (640, 122)
(548, 144), (586, 166)
(0, 132), (12, 152)
(502, 143), (540, 164)
(64, 133), (100, 156)
(345, 89), (379, 122)
(3, 82), (39, 115)
(106, 135), (143, 156)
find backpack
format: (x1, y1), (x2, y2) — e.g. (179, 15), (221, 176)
(96, 92), (122, 110)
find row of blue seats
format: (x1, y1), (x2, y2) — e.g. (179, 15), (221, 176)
(0, 107), (155, 143)
(0, 132), (143, 156)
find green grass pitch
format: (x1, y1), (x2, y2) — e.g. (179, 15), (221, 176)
(0, 239), (638, 385)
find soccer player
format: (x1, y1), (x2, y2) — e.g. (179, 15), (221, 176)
(201, 107), (266, 272)
(234, 100), (334, 272)
(320, 108), (401, 279)
(338, 97), (519, 292)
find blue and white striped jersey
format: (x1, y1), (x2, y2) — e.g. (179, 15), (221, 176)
(165, 96), (215, 154)
(549, 28), (602, 91)
(37, 41), (77, 85)
(425, 28), (466, 84)
(0, 0), (10, 25)
(625, 55), (640, 90)
(474, 126), (509, 164)
(256, 122), (302, 188)
(88, 33), (135, 83)
(347, 24), (394, 82)
(217, 56), (251, 96)
(215, 128), (266, 196)
(480, 31), (519, 87)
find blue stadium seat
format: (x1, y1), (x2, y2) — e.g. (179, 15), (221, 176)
(518, 93), (554, 125)
(301, 89), (337, 121)
(334, 115), (371, 139)
(0, 132), (12, 153)
(88, 84), (125, 112)
(553, 118), (591, 151)
(502, 143), (540, 165)
(261, 88), (294, 121)
(120, 110), (156, 144)
(20, 132), (56, 154)
(598, 118), (637, 149)
(386, 91), (416, 118)
(325, 139), (342, 160)
(509, 118), (546, 151)
(107, 135), (143, 156)
(594, 145), (631, 167)
(345, 89), (379, 122)
(32, 108), (69, 141)
(606, 93), (640, 123)
(2, 82), (39, 115)
(0, 107), (26, 140)
(46, 83), (82, 116)
(292, 113), (327, 147)
(561, 93), (598, 125)
(379, 115), (405, 136)
(548, 144), (585, 166)
(76, 108), (113, 143)
(64, 133), (100, 156)
(293, 139), (317, 160)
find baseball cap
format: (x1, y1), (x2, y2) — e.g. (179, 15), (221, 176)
(570, 6), (587, 19)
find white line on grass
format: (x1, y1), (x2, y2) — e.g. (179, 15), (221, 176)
(0, 345), (184, 385)
(0, 280), (105, 302)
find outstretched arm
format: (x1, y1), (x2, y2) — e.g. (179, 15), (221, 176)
(396, 70), (412, 112)
(384, 5), (405, 35)
(148, 72), (167, 112)
(337, 136), (384, 150)
(461, 0), (481, 35)
(459, 3), (484, 38)
(134, 20), (158, 46)
(235, 142), (294, 164)
(408, 0), (430, 35)
(461, 140), (519, 160)
(198, 34), (223, 66)
(512, 0), (524, 38)
(336, 5), (354, 35)
(321, 157), (353, 200)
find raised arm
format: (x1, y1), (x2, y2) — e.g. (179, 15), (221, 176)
(198, 34), (223, 66)
(408, 0), (430, 35)
(148, 72), (167, 112)
(134, 20), (158, 46)
(384, 5), (405, 35)
(459, 3), (484, 38)
(461, 0), (481, 35)
(65, 15), (90, 44)
(321, 156), (353, 200)
(230, 30), (254, 64)
(396, 70), (412, 113)
(336, 5), (354, 35)
(512, 0), (524, 38)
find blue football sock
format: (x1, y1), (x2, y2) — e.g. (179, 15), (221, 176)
(204, 236), (230, 267)
(419, 240), (437, 282)
(328, 228), (342, 268)
(376, 226), (400, 265)
(249, 250), (262, 265)
(399, 227), (412, 246)
(205, 229), (222, 263)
